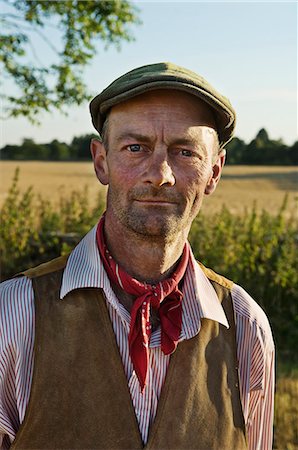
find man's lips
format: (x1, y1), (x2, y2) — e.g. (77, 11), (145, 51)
(134, 199), (177, 205)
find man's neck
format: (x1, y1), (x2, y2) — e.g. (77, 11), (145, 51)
(103, 215), (188, 284)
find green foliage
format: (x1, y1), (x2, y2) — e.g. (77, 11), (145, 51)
(274, 375), (298, 449)
(1, 170), (297, 363)
(189, 198), (298, 362)
(226, 128), (297, 165)
(0, 169), (105, 278)
(0, 134), (97, 160)
(70, 134), (98, 160)
(0, 0), (140, 122)
(224, 136), (246, 164)
(1, 171), (297, 449)
(1, 170), (298, 449)
(1, 168), (37, 274)
(45, 139), (70, 160)
(2, 129), (298, 164)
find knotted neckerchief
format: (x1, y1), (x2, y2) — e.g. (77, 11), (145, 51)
(96, 216), (190, 392)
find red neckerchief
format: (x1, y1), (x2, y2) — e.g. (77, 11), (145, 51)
(96, 216), (190, 392)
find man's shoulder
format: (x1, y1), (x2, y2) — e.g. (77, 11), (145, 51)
(231, 283), (274, 348)
(0, 255), (68, 306)
(20, 254), (69, 279)
(0, 274), (34, 343)
(0, 273), (32, 297)
(196, 261), (274, 347)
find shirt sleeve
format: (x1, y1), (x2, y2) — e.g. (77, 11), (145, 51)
(0, 276), (35, 449)
(246, 343), (275, 450)
(231, 284), (275, 450)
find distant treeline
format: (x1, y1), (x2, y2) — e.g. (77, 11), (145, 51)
(1, 128), (297, 165)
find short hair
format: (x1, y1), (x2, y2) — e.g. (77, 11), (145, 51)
(212, 130), (221, 160)
(100, 115), (110, 150)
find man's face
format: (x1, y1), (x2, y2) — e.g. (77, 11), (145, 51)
(91, 90), (224, 240)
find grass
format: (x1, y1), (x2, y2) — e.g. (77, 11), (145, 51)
(1, 164), (297, 448)
(0, 161), (297, 214)
(0, 161), (106, 207)
(274, 366), (298, 450)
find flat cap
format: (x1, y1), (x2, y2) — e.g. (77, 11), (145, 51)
(90, 62), (236, 148)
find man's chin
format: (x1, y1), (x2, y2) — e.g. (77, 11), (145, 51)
(125, 214), (184, 239)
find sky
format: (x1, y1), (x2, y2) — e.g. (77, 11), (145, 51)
(1, 1), (297, 147)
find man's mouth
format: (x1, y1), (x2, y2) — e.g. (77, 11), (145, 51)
(134, 199), (176, 205)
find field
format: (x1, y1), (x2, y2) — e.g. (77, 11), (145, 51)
(1, 161), (297, 449)
(0, 161), (106, 207)
(1, 161), (297, 214)
(274, 369), (298, 450)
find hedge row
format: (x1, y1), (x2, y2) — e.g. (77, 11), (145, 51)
(1, 169), (297, 362)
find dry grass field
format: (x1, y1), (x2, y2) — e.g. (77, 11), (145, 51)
(1, 161), (297, 449)
(0, 161), (106, 207)
(274, 373), (298, 450)
(1, 161), (297, 214)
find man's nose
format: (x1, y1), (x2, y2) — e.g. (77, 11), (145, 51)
(144, 153), (175, 187)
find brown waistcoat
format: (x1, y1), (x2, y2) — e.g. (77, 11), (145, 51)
(11, 256), (247, 450)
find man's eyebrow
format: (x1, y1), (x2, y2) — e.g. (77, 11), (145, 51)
(169, 137), (201, 147)
(115, 132), (152, 143)
(115, 133), (203, 148)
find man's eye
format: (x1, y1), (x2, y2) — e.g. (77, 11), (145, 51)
(181, 149), (193, 157)
(128, 144), (141, 152)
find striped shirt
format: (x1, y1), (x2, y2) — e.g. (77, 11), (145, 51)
(0, 225), (275, 450)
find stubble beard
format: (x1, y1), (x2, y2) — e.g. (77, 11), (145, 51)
(107, 186), (202, 241)
(120, 207), (185, 238)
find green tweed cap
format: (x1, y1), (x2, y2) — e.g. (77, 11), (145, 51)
(90, 62), (236, 148)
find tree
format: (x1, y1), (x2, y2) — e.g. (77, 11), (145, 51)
(0, 0), (140, 123)
(19, 138), (50, 159)
(255, 128), (270, 147)
(247, 129), (291, 165)
(46, 139), (70, 161)
(71, 134), (97, 160)
(225, 137), (246, 164)
(289, 141), (298, 165)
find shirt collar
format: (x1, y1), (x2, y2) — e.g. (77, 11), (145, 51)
(181, 253), (229, 337)
(60, 225), (229, 330)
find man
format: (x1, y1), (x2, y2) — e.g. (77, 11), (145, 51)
(0, 62), (274, 449)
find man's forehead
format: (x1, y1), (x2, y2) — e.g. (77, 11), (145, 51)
(108, 89), (217, 128)
(107, 98), (218, 151)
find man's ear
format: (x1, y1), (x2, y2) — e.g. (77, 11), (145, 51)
(204, 149), (226, 195)
(90, 138), (109, 185)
